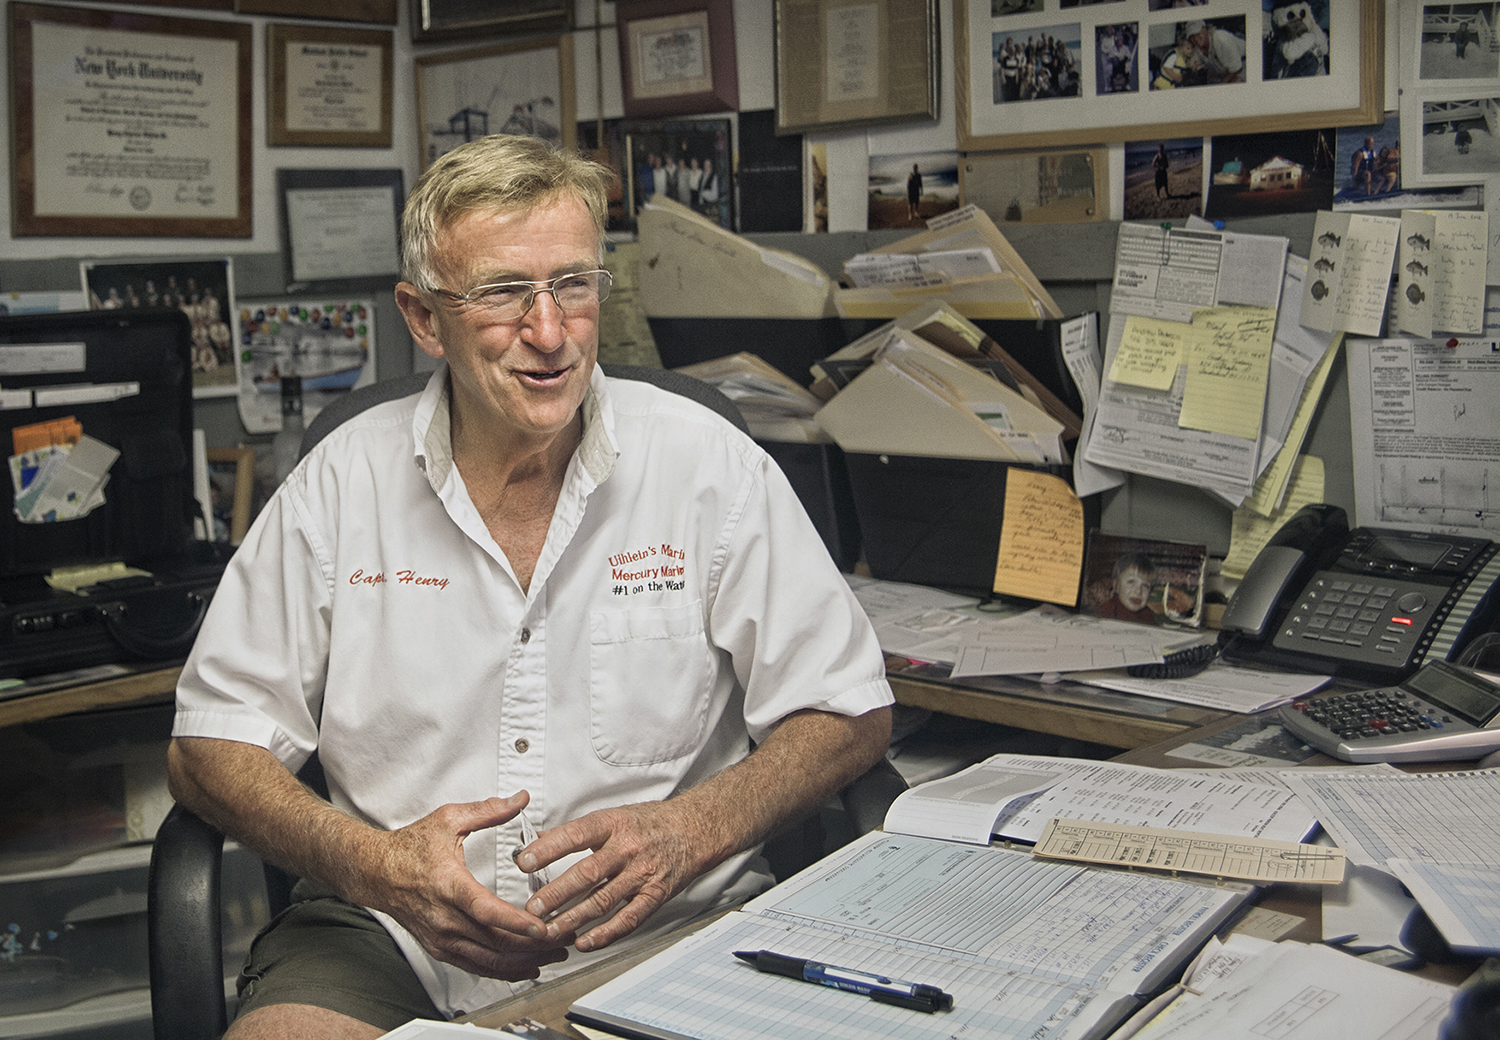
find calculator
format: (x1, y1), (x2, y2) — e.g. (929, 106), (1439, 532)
(1279, 660), (1500, 763)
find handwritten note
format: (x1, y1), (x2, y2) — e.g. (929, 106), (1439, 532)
(1109, 314), (1189, 390)
(1179, 306), (1277, 440)
(1300, 211), (1401, 337)
(1397, 209), (1488, 336)
(993, 469), (1085, 606)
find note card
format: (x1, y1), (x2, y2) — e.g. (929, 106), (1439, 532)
(993, 469), (1085, 606)
(1034, 818), (1347, 885)
(1179, 305), (1277, 440)
(1300, 211), (1401, 336)
(1110, 314), (1191, 390)
(1396, 209), (1488, 337)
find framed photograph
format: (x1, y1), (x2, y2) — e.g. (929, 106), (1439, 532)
(869, 151), (960, 231)
(205, 447), (256, 545)
(415, 36), (575, 171)
(773, 0), (939, 135)
(1081, 532), (1209, 629)
(80, 258), (238, 398)
(8, 2), (251, 237)
(624, 118), (733, 230)
(956, 0), (1382, 150)
(618, 0), (738, 117)
(277, 169), (404, 293)
(1397, 3), (1500, 187)
(961, 147), (1109, 224)
(409, 0), (570, 42)
(1121, 137), (1203, 221)
(267, 23), (393, 147)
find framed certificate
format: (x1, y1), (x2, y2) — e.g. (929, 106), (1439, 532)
(268, 23), (393, 147)
(9, 3), (252, 237)
(617, 0), (739, 117)
(277, 168), (404, 293)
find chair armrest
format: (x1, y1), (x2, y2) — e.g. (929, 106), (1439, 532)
(838, 757), (908, 836)
(148, 802), (229, 1040)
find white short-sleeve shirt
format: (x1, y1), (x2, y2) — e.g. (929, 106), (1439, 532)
(174, 364), (893, 1016)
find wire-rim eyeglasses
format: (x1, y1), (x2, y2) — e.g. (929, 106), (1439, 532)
(429, 269), (612, 321)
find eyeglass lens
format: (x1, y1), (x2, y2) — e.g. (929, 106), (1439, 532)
(470, 271), (611, 317)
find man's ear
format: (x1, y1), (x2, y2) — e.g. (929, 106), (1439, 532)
(395, 282), (445, 361)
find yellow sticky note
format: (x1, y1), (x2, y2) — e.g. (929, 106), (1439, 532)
(1109, 315), (1188, 390)
(1243, 336), (1341, 517)
(993, 469), (1085, 606)
(1223, 455), (1326, 580)
(1179, 305), (1277, 440)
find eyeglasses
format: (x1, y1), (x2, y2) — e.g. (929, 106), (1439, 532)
(431, 269), (612, 321)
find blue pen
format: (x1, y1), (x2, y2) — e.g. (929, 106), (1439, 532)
(733, 950), (954, 1012)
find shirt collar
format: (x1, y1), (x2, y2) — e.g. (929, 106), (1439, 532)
(411, 362), (618, 494)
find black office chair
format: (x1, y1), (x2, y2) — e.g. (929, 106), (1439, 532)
(147, 365), (906, 1039)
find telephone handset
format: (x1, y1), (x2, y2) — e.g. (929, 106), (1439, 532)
(1221, 504), (1500, 684)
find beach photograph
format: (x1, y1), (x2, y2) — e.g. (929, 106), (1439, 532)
(1123, 138), (1203, 219)
(868, 152), (960, 230)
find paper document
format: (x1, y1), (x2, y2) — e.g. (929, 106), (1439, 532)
(883, 752), (1317, 847)
(1062, 313), (1125, 498)
(570, 831), (1250, 1040)
(1064, 661), (1330, 714)
(1299, 211), (1401, 336)
(1033, 818), (1347, 884)
(1224, 454), (1327, 580)
(1179, 306), (1276, 441)
(1386, 859), (1500, 955)
(1396, 209), (1488, 337)
(946, 604), (1197, 678)
(1111, 315), (1187, 390)
(843, 575), (988, 665)
(991, 469), (1084, 607)
(1240, 330), (1340, 520)
(1130, 938), (1453, 1040)
(1344, 337), (1500, 537)
(1278, 767), (1500, 868)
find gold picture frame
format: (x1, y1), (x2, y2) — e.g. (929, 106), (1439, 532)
(414, 35), (575, 171)
(268, 23), (394, 147)
(8, 2), (252, 237)
(956, 0), (1383, 151)
(206, 447), (256, 545)
(618, 0), (739, 118)
(773, 0), (939, 135)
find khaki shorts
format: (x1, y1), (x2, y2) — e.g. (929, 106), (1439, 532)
(235, 879), (442, 1030)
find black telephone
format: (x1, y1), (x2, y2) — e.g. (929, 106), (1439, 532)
(1220, 504), (1500, 684)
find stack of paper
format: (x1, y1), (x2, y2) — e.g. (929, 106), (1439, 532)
(671, 352), (829, 443)
(833, 205), (1063, 321)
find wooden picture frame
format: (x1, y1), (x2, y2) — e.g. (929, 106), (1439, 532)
(617, 0), (739, 118)
(773, 0), (939, 135)
(414, 36), (575, 171)
(956, 0), (1383, 151)
(8, 3), (252, 237)
(409, 0), (570, 43)
(206, 447), (256, 545)
(238, 0), (397, 22)
(268, 23), (394, 147)
(277, 168), (404, 293)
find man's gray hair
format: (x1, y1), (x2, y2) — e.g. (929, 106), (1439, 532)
(401, 134), (611, 291)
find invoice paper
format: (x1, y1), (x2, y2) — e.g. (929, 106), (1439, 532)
(1344, 337), (1500, 538)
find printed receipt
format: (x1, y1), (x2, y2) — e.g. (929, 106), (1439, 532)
(1034, 818), (1347, 885)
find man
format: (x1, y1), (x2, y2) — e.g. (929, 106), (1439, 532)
(168, 135), (893, 1038)
(1456, 19), (1471, 59)
(906, 162), (923, 222)
(1350, 136), (1377, 195)
(1186, 20), (1246, 84)
(1153, 143), (1172, 198)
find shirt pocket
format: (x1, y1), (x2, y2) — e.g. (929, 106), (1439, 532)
(589, 601), (712, 766)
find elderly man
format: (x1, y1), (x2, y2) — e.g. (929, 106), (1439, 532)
(1186, 19), (1246, 83)
(168, 134), (893, 1038)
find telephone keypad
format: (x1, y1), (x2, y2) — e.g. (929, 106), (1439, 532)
(1274, 572), (1452, 670)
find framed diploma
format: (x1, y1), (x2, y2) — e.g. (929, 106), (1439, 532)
(617, 0), (739, 118)
(409, 0), (571, 43)
(773, 0), (939, 135)
(268, 24), (393, 147)
(277, 168), (404, 293)
(8, 3), (252, 237)
(415, 36), (575, 171)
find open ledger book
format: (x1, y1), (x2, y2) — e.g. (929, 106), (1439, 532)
(568, 830), (1252, 1040)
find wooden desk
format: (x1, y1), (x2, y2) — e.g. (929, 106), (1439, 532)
(0, 662), (181, 730)
(888, 662), (1228, 750)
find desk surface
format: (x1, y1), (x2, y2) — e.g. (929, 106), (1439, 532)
(0, 661), (180, 729)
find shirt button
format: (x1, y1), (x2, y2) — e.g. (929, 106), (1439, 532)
(520, 628), (531, 644)
(514, 738), (530, 753)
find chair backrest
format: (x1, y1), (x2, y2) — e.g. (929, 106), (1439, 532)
(299, 363), (748, 460)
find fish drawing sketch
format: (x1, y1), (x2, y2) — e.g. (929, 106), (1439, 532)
(1406, 260), (1429, 276)
(1313, 257), (1336, 273)
(1317, 231), (1342, 248)
(1407, 233), (1431, 251)
(1406, 283), (1426, 304)
(1310, 279), (1330, 300)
